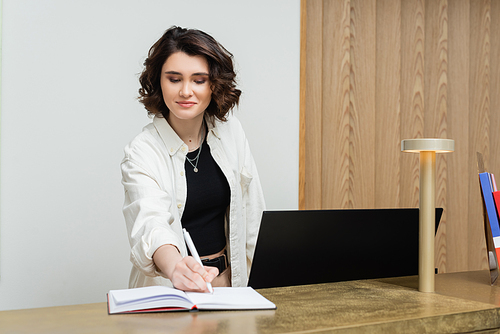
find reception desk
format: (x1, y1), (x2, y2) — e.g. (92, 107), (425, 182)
(2, 271), (500, 333)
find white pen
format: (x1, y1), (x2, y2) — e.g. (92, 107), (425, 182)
(182, 228), (214, 293)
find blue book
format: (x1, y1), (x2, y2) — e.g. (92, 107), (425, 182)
(479, 172), (500, 238)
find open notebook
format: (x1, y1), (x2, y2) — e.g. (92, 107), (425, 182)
(107, 286), (276, 314)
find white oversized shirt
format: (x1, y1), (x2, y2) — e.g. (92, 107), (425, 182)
(121, 115), (266, 288)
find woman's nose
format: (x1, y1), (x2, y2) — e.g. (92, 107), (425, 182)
(179, 83), (193, 98)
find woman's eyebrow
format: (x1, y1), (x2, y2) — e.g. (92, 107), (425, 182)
(165, 71), (209, 76)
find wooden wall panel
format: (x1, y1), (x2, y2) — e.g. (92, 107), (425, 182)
(469, 0), (490, 271)
(447, 0), (471, 272)
(300, 0), (499, 273)
(322, 0), (351, 208)
(375, 0), (401, 208)
(491, 0), (500, 189)
(301, 0), (324, 210)
(349, 0), (377, 208)
(299, 0), (306, 211)
(424, 0), (449, 273)
(400, 0), (425, 209)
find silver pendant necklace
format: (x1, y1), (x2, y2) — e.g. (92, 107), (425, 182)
(186, 125), (204, 173)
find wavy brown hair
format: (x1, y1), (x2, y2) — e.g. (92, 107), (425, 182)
(138, 26), (241, 122)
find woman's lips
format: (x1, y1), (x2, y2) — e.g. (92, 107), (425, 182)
(177, 101), (196, 108)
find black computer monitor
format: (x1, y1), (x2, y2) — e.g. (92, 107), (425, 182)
(248, 208), (443, 289)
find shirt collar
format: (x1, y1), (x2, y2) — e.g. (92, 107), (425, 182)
(153, 115), (222, 156)
(153, 116), (186, 156)
(206, 117), (221, 140)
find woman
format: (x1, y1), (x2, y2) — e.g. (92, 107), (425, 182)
(121, 26), (265, 292)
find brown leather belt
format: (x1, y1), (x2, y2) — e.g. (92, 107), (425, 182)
(201, 250), (228, 275)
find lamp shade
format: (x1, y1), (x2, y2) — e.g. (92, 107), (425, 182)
(401, 139), (455, 153)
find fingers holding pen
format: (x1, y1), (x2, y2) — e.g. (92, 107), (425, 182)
(171, 256), (218, 292)
(152, 244), (218, 292)
(184, 256), (218, 289)
(199, 265), (219, 284)
(171, 257), (206, 292)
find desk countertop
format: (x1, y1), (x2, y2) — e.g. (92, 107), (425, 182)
(1, 271), (500, 334)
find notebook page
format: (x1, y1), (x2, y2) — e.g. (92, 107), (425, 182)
(111, 286), (191, 306)
(186, 287), (276, 310)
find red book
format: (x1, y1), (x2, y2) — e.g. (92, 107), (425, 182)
(494, 191), (500, 223)
(493, 191), (500, 261)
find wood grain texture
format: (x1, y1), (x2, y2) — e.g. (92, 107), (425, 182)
(302, 0), (324, 209)
(299, 0), (307, 210)
(300, 0), (499, 273)
(424, 0), (449, 273)
(322, 0), (351, 209)
(447, 0), (471, 272)
(349, 0), (376, 208)
(469, 0), (490, 271)
(375, 0), (401, 208)
(490, 0), (500, 183)
(400, 0), (426, 209)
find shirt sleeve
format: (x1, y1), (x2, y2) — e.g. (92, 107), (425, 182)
(121, 154), (184, 278)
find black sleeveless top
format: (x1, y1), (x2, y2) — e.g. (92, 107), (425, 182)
(181, 136), (230, 256)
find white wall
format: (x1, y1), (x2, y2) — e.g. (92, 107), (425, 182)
(0, 1), (300, 310)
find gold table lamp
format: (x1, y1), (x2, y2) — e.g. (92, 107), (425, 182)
(401, 138), (454, 292)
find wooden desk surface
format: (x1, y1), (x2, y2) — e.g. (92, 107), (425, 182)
(1, 271), (500, 334)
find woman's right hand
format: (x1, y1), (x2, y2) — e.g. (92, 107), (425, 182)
(170, 256), (219, 292)
(153, 244), (218, 292)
